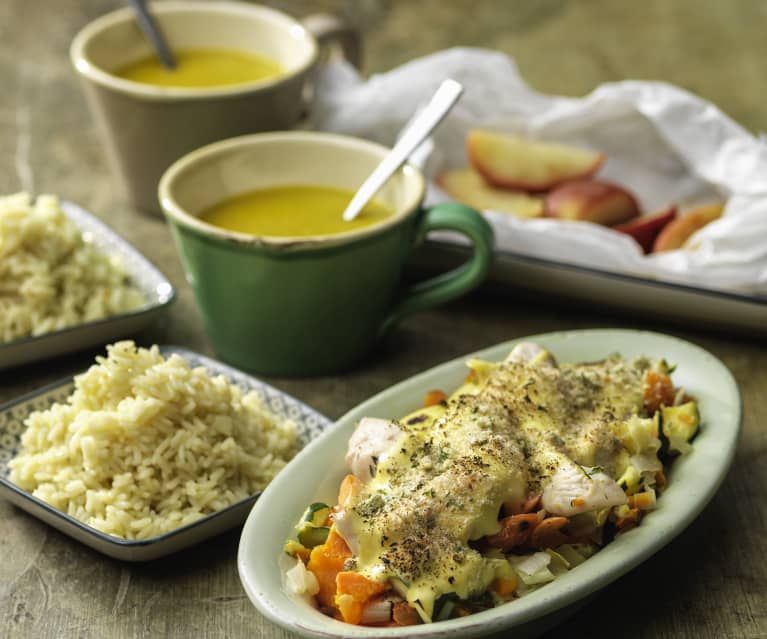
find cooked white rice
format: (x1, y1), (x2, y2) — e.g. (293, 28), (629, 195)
(0, 192), (145, 342)
(9, 341), (298, 540)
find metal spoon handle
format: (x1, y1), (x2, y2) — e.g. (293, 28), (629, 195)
(127, 0), (176, 70)
(342, 78), (463, 221)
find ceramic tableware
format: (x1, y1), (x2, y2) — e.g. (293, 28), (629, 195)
(0, 199), (174, 370)
(159, 131), (495, 376)
(70, 1), (359, 214)
(0, 346), (330, 561)
(237, 328), (741, 638)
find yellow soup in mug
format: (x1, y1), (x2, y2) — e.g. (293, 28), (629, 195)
(200, 185), (395, 237)
(115, 48), (283, 88)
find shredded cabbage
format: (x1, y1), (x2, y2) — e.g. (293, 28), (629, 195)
(509, 552), (556, 585)
(285, 558), (319, 596)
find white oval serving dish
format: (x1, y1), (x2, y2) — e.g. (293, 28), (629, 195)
(238, 329), (741, 639)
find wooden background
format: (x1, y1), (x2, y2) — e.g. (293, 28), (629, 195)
(1, 1), (765, 637)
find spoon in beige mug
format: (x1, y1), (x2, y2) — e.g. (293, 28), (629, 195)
(127, 0), (176, 70)
(342, 78), (464, 222)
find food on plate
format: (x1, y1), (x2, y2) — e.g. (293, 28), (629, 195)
(651, 203), (724, 252)
(436, 168), (544, 218)
(0, 193), (145, 343)
(614, 205), (678, 254)
(443, 129), (724, 257)
(200, 185), (393, 237)
(283, 342), (698, 625)
(543, 179), (640, 226)
(467, 129), (605, 192)
(9, 341), (297, 540)
(116, 48), (283, 88)
(445, 130), (653, 231)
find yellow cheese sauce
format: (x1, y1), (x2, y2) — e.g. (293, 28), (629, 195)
(344, 354), (646, 620)
(115, 48), (283, 88)
(200, 185), (394, 237)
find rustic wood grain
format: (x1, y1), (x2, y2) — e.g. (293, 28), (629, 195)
(2, 1), (766, 638)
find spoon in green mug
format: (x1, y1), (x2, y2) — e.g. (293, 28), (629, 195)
(127, 0), (176, 70)
(342, 78), (464, 222)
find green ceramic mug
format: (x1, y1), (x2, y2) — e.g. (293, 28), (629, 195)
(159, 131), (494, 375)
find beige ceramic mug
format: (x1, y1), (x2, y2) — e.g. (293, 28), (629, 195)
(70, 1), (359, 215)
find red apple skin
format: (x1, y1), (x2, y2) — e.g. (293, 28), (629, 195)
(466, 130), (605, 193)
(651, 203), (724, 252)
(543, 179), (640, 227)
(614, 206), (678, 253)
(473, 160), (604, 193)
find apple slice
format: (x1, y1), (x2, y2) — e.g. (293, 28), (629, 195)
(467, 129), (605, 192)
(614, 205), (677, 253)
(436, 168), (544, 218)
(544, 179), (640, 226)
(652, 203), (724, 253)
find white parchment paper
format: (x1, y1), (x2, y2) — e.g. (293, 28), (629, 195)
(311, 48), (767, 295)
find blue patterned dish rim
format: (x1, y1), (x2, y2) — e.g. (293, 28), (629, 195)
(0, 346), (331, 552)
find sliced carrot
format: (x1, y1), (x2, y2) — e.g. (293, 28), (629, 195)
(503, 494), (541, 515)
(627, 491), (656, 510)
(335, 572), (388, 624)
(284, 539), (311, 563)
(423, 390), (448, 407)
(642, 370), (675, 414)
(529, 516), (569, 549)
(294, 545), (311, 563)
(485, 513), (540, 550)
(307, 528), (352, 609)
(616, 507), (641, 531)
(392, 601), (422, 626)
(338, 474), (362, 508)
(523, 494), (542, 513)
(517, 493), (542, 514)
(655, 470), (667, 489)
(492, 575), (518, 597)
(336, 571), (387, 598)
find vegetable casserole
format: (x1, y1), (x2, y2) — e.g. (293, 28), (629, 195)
(283, 342), (699, 626)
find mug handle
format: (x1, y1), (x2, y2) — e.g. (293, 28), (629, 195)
(301, 13), (362, 69)
(379, 202), (495, 336)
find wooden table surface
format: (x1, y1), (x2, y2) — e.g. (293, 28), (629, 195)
(2, 1), (766, 637)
